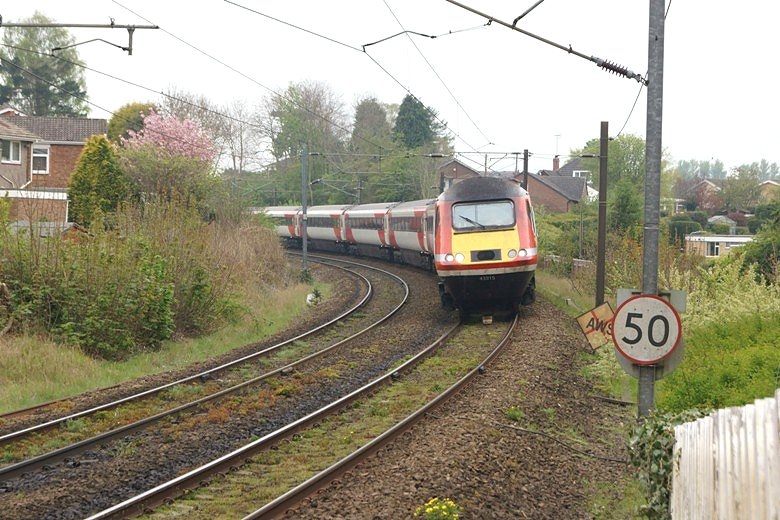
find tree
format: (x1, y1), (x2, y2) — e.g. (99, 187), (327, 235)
(107, 102), (156, 143)
(123, 110), (217, 163)
(68, 135), (132, 226)
(609, 178), (642, 231)
(721, 165), (761, 210)
(393, 95), (435, 149)
(574, 134), (649, 186)
(120, 110), (220, 205)
(0, 12), (88, 116)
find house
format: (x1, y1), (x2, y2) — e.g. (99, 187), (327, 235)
(707, 215), (737, 234)
(0, 117), (39, 189)
(539, 156), (591, 180)
(759, 180), (780, 202)
(1, 107), (107, 190)
(685, 232), (753, 258)
(681, 179), (722, 211)
(438, 158), (481, 191)
(436, 157), (586, 213)
(0, 105), (107, 223)
(526, 173), (587, 213)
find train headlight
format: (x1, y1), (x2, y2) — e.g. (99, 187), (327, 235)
(518, 248), (528, 257)
(507, 249), (517, 259)
(455, 253), (465, 263)
(445, 254), (455, 262)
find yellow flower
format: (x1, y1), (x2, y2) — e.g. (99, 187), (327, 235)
(426, 508), (432, 513)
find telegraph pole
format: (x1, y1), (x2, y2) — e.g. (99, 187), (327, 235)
(595, 122), (608, 306)
(638, 0), (666, 418)
(522, 149), (529, 190)
(301, 146), (309, 273)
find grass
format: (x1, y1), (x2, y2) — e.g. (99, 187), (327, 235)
(0, 281), (328, 414)
(535, 269), (596, 317)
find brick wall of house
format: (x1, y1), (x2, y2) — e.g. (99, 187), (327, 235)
(526, 176), (572, 213)
(0, 142), (31, 188)
(30, 144), (83, 189)
(8, 197), (68, 222)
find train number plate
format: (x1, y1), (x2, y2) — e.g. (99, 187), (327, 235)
(478, 275), (496, 281)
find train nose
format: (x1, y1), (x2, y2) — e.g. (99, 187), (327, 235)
(472, 249), (500, 262)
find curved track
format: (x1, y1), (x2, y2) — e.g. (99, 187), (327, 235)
(0, 259), (409, 482)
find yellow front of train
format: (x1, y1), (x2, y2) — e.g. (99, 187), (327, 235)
(434, 177), (537, 314)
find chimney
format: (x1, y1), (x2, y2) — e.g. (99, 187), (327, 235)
(553, 155), (560, 173)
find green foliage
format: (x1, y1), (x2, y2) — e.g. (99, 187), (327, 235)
(119, 143), (224, 209)
(0, 199), (289, 358)
(629, 409), (706, 519)
(658, 259), (780, 411)
(68, 135), (133, 227)
(107, 101), (156, 143)
(708, 222), (731, 234)
(609, 178), (642, 231)
(0, 12), (88, 116)
(720, 165), (761, 210)
(393, 94), (435, 149)
(575, 134), (648, 186)
(667, 219), (701, 243)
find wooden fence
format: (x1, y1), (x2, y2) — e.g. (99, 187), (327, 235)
(671, 389), (780, 519)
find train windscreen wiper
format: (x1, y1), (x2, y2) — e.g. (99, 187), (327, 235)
(459, 215), (486, 229)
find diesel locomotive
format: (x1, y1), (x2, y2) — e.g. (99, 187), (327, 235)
(265, 176), (538, 314)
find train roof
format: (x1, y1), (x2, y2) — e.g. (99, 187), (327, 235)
(264, 206), (301, 214)
(344, 202), (398, 216)
(389, 199), (436, 210)
(305, 205), (352, 216)
(438, 176), (528, 202)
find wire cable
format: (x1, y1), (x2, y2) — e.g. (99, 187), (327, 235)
(382, 0), (493, 144)
(0, 55), (222, 154)
(111, 0), (382, 152)
(221, 0), (483, 154)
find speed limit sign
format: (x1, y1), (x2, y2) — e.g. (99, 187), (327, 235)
(612, 294), (682, 365)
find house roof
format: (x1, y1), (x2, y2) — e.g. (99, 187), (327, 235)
(9, 116), (106, 143)
(0, 117), (40, 141)
(532, 173), (587, 202)
(495, 172), (586, 202)
(556, 158), (588, 177)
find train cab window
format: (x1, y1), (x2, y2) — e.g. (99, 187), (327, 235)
(452, 200), (515, 231)
(526, 200), (537, 238)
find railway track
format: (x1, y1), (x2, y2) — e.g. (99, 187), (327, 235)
(0, 255), (458, 518)
(86, 314), (518, 519)
(0, 258), (406, 481)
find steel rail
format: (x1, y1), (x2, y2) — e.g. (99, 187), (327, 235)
(0, 259), (409, 482)
(85, 317), (466, 519)
(0, 259), (371, 444)
(244, 312), (518, 520)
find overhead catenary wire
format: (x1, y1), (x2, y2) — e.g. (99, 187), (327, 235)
(381, 0), (493, 146)
(221, 0), (483, 155)
(0, 55), (228, 155)
(111, 0), (384, 152)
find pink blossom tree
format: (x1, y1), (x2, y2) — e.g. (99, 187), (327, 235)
(122, 110), (217, 163)
(119, 110), (223, 203)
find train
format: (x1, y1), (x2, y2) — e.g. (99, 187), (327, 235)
(264, 176), (538, 315)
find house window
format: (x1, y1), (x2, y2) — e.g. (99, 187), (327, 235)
(32, 145), (50, 174)
(1, 140), (21, 163)
(706, 241), (719, 257)
(572, 170), (589, 178)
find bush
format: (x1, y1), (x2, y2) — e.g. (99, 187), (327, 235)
(0, 199), (290, 358)
(629, 409), (706, 519)
(667, 219), (701, 243)
(708, 222), (731, 234)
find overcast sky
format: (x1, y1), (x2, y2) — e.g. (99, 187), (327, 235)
(2, 1), (778, 174)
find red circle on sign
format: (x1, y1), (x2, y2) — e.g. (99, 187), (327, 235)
(611, 294), (682, 365)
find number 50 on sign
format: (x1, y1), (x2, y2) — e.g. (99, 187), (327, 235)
(611, 294), (682, 365)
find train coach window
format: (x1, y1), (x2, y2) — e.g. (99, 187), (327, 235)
(452, 200), (515, 231)
(348, 217), (383, 230)
(308, 216), (339, 228)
